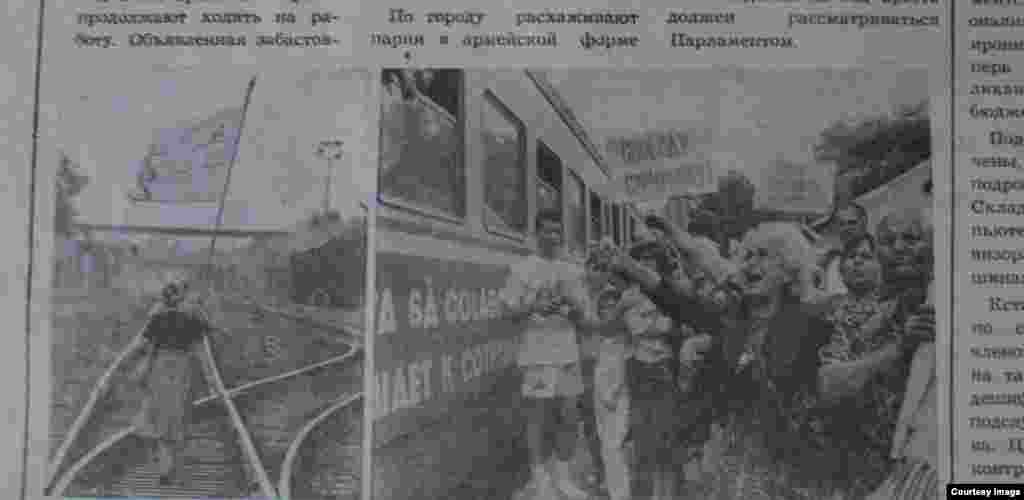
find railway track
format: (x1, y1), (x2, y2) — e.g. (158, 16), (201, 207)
(46, 292), (365, 499)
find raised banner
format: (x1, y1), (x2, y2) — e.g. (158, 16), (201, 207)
(614, 160), (716, 202)
(131, 106), (244, 203)
(601, 128), (717, 202)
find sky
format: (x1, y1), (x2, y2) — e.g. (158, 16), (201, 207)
(48, 64), (379, 237)
(546, 65), (931, 196)
(48, 65), (929, 249)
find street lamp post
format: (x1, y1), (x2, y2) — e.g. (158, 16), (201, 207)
(315, 140), (344, 215)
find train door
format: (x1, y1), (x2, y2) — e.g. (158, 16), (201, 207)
(611, 204), (623, 247)
(589, 193), (603, 245)
(536, 140), (563, 217)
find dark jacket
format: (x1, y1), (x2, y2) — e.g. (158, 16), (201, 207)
(642, 279), (831, 449)
(143, 302), (210, 351)
(707, 300), (831, 417)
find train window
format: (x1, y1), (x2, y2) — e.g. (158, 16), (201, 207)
(379, 69), (465, 219)
(602, 203), (610, 240)
(480, 91), (527, 235)
(589, 193), (603, 243)
(566, 170), (586, 258)
(612, 205), (622, 246)
(536, 141), (563, 218)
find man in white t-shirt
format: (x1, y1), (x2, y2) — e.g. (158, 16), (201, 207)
(502, 209), (594, 500)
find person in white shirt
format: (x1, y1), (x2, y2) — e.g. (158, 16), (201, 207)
(502, 209), (596, 500)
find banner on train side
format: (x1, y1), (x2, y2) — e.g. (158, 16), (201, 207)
(601, 128), (718, 202)
(372, 251), (522, 446)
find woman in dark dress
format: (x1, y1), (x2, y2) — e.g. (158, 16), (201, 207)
(691, 222), (837, 499)
(611, 218), (838, 498)
(131, 276), (212, 485)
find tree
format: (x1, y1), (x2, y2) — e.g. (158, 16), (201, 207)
(815, 100), (931, 198)
(55, 152), (90, 237)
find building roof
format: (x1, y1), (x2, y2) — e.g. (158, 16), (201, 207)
(810, 158), (931, 231)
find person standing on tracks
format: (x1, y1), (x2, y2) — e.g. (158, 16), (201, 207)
(131, 273), (212, 486)
(501, 209), (595, 500)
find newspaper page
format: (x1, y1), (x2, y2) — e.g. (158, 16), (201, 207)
(956, 1), (1024, 495)
(0, 0), (970, 499)
(2, 1), (41, 499)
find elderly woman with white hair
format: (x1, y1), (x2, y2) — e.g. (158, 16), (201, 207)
(612, 216), (852, 498)
(127, 272), (212, 485)
(642, 207), (935, 499)
(687, 222), (841, 499)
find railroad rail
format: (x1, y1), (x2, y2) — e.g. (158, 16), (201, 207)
(46, 293), (364, 498)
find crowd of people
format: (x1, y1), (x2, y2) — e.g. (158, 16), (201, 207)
(502, 196), (936, 500)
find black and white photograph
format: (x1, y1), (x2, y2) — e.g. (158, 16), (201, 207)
(42, 65), (377, 499)
(371, 67), (936, 500)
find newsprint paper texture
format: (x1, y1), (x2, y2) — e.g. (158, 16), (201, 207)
(0, 0), (969, 499)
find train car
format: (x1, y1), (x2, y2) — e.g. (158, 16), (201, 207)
(373, 68), (637, 500)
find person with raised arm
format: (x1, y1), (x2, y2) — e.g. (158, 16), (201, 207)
(619, 238), (687, 500)
(695, 223), (836, 499)
(610, 215), (842, 498)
